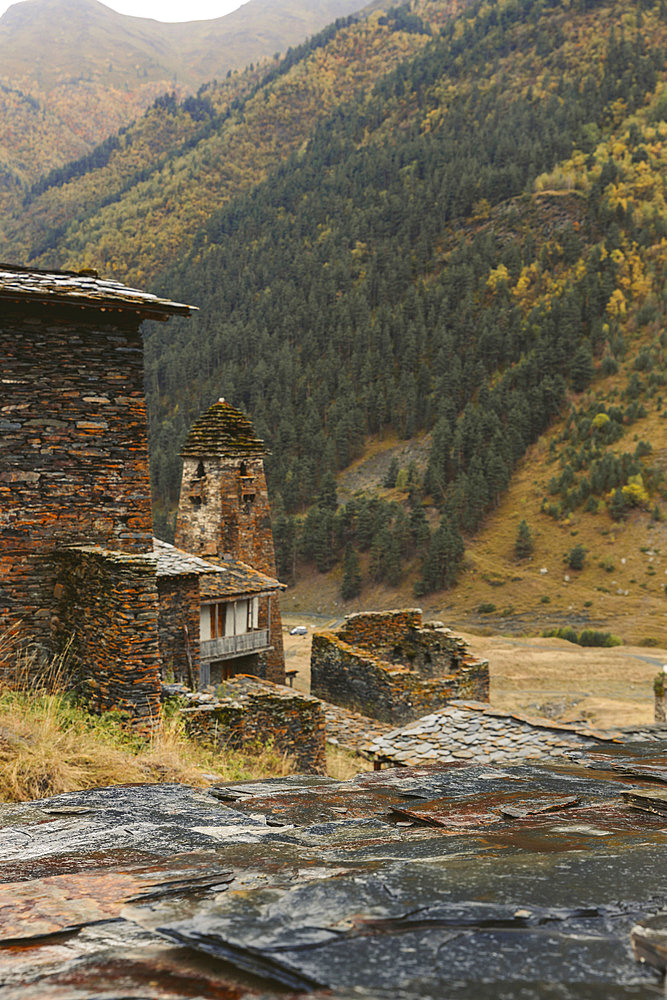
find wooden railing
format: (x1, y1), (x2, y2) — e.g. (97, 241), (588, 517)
(200, 628), (270, 662)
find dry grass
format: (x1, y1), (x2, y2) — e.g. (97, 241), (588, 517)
(325, 743), (374, 780)
(0, 633), (296, 803)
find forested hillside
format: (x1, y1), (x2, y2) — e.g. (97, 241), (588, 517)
(8, 0), (667, 627)
(0, 0), (369, 196)
(9, 6), (442, 276)
(140, 0), (667, 600)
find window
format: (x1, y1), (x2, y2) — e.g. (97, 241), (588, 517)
(202, 599), (260, 641)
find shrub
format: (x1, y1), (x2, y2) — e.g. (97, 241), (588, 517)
(478, 602), (496, 614)
(578, 629), (622, 647)
(567, 544), (586, 570)
(543, 627), (621, 647)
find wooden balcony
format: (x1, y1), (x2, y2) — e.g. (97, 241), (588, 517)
(200, 628), (270, 662)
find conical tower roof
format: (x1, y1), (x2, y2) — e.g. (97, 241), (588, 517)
(180, 398), (266, 458)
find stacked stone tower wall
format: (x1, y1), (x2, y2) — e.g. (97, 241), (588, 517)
(175, 400), (285, 684)
(0, 303), (154, 652)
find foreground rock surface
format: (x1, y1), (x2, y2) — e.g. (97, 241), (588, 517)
(1, 745), (666, 998)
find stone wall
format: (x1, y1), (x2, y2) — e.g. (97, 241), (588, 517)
(311, 611), (489, 724)
(52, 547), (161, 728)
(655, 670), (666, 723)
(157, 576), (200, 687)
(0, 304), (153, 649)
(179, 677), (326, 773)
(338, 610), (423, 649)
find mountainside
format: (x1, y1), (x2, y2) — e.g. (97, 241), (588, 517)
(4, 6), (437, 277)
(6, 0), (667, 642)
(0, 0), (370, 187)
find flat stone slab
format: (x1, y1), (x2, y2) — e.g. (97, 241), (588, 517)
(1, 756), (667, 999)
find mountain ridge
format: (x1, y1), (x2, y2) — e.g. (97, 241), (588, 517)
(0, 0), (372, 185)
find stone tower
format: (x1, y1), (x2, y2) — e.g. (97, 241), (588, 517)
(175, 399), (285, 683)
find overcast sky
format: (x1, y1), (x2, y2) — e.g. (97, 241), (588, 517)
(0, 0), (249, 20)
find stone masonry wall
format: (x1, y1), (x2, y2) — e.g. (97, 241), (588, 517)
(176, 453), (285, 684)
(311, 631), (489, 725)
(0, 304), (153, 650)
(53, 547), (161, 728)
(656, 676), (666, 723)
(338, 610), (423, 650)
(311, 611), (489, 725)
(180, 678), (326, 773)
(157, 576), (201, 687)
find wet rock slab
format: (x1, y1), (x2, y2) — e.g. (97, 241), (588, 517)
(1, 755), (666, 999)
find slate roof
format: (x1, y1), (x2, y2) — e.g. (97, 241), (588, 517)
(177, 674), (321, 709)
(0, 263), (194, 320)
(153, 538), (222, 578)
(153, 539), (283, 596)
(199, 555), (284, 598)
(368, 700), (621, 766)
(180, 398), (266, 458)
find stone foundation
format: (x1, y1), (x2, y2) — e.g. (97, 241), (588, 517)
(178, 676), (326, 774)
(311, 610), (489, 724)
(52, 546), (161, 728)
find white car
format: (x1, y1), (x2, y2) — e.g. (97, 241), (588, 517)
(289, 625), (308, 635)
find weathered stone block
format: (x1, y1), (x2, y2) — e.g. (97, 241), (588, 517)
(180, 676), (326, 773)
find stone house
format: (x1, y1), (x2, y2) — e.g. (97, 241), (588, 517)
(154, 537), (285, 687)
(0, 265), (286, 724)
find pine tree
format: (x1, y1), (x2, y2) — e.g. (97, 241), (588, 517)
(514, 519), (534, 559)
(383, 456), (399, 488)
(341, 544), (362, 600)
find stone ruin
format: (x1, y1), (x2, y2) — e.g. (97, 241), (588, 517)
(310, 609), (489, 724)
(165, 675), (326, 774)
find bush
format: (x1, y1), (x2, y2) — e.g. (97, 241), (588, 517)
(478, 602), (496, 614)
(567, 544), (586, 570)
(543, 627), (621, 647)
(578, 629), (622, 647)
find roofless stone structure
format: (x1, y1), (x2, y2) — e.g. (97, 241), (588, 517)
(175, 399), (285, 684)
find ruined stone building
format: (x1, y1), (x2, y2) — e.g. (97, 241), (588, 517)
(0, 265), (286, 724)
(311, 609), (489, 724)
